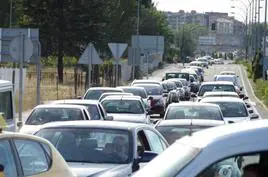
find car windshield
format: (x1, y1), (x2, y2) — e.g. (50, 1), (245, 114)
(216, 76), (235, 83)
(121, 88), (147, 98)
(102, 100), (144, 114)
(156, 126), (210, 144)
(198, 85), (236, 96)
(26, 108), (84, 125)
(134, 84), (163, 95)
(208, 101), (248, 117)
(166, 73), (189, 81)
(35, 128), (131, 164)
(165, 105), (223, 120)
(99, 93), (131, 102)
(85, 90), (123, 100)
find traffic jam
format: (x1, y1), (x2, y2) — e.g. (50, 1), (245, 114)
(0, 57), (267, 177)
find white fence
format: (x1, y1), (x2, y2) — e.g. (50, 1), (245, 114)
(0, 68), (27, 94)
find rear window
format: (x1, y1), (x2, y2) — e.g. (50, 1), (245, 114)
(85, 90), (123, 100)
(134, 84), (163, 95)
(122, 88), (147, 98)
(26, 108), (84, 125)
(198, 85), (235, 96)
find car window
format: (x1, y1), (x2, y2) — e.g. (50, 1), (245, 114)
(133, 84), (163, 95)
(36, 128), (131, 164)
(85, 90), (122, 100)
(137, 130), (150, 151)
(196, 154), (261, 177)
(102, 100), (145, 114)
(198, 85), (236, 96)
(0, 140), (18, 177)
(87, 105), (101, 120)
(165, 106), (223, 120)
(26, 108), (84, 125)
(14, 140), (50, 176)
(144, 130), (165, 154)
(97, 104), (105, 118)
(208, 102), (248, 118)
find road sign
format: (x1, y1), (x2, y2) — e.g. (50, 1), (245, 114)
(108, 43), (128, 86)
(9, 36), (33, 62)
(0, 28), (39, 63)
(128, 47), (141, 66)
(108, 43), (128, 60)
(78, 43), (103, 65)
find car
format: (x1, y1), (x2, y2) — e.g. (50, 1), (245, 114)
(176, 78), (191, 100)
(189, 61), (203, 67)
(163, 102), (225, 122)
(117, 86), (151, 111)
(0, 129), (75, 177)
(99, 92), (133, 102)
(200, 97), (259, 123)
(214, 58), (224, 64)
(189, 66), (204, 82)
(213, 75), (243, 92)
(195, 81), (237, 101)
(34, 121), (169, 177)
(50, 99), (112, 120)
(131, 80), (168, 93)
(155, 119), (225, 144)
(161, 80), (177, 92)
(132, 84), (166, 117)
(132, 120), (268, 177)
(19, 104), (91, 134)
(165, 90), (180, 108)
(202, 91), (239, 99)
(219, 71), (236, 75)
(166, 79), (186, 100)
(83, 87), (124, 100)
(101, 95), (151, 124)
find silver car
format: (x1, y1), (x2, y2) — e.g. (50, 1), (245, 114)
(35, 121), (169, 177)
(101, 95), (151, 124)
(133, 120), (268, 177)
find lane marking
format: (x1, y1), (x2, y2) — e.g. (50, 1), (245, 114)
(238, 65), (268, 111)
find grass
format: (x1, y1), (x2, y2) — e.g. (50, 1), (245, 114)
(15, 66), (86, 112)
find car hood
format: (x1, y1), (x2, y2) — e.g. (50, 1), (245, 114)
(68, 163), (132, 177)
(224, 117), (250, 123)
(19, 125), (43, 135)
(107, 113), (148, 123)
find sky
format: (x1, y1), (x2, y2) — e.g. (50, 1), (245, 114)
(153, 0), (266, 22)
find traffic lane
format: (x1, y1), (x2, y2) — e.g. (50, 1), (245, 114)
(204, 63), (268, 118)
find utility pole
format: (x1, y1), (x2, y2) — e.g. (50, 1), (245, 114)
(10, 0), (17, 92)
(257, 0), (261, 51)
(180, 26), (184, 66)
(264, 0), (267, 57)
(134, 0), (140, 80)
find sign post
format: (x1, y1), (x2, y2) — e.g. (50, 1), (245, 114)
(78, 43), (103, 89)
(108, 43), (128, 86)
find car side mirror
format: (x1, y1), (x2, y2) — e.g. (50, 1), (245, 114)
(246, 104), (251, 108)
(105, 116), (113, 121)
(249, 110), (254, 114)
(250, 113), (259, 120)
(17, 121), (23, 128)
(148, 96), (153, 100)
(228, 121), (235, 124)
(139, 151), (158, 163)
(239, 94), (245, 99)
(240, 86), (243, 91)
(243, 96), (249, 100)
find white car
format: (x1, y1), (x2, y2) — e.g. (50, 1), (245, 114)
(195, 81), (237, 101)
(101, 95), (151, 124)
(200, 97), (259, 123)
(213, 75), (242, 92)
(83, 87), (124, 100)
(133, 120), (268, 177)
(202, 91), (239, 99)
(19, 104), (91, 134)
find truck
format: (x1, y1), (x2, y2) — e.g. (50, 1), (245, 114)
(0, 80), (16, 132)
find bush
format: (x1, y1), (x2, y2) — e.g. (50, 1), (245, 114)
(255, 79), (268, 106)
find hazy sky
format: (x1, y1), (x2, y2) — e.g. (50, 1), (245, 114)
(153, 0), (266, 22)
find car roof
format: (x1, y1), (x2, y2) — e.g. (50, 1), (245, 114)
(203, 92), (239, 96)
(86, 87), (123, 91)
(117, 86), (146, 91)
(156, 119), (225, 127)
(133, 80), (160, 84)
(100, 92), (133, 96)
(220, 71), (236, 74)
(215, 75), (236, 78)
(201, 81), (234, 85)
(0, 80), (12, 87)
(36, 120), (149, 131)
(200, 96), (244, 103)
(34, 104), (88, 109)
(133, 83), (162, 87)
(101, 95), (142, 101)
(177, 120), (268, 148)
(168, 102), (220, 107)
(51, 99), (99, 105)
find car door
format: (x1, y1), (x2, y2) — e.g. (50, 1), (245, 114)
(0, 139), (18, 177)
